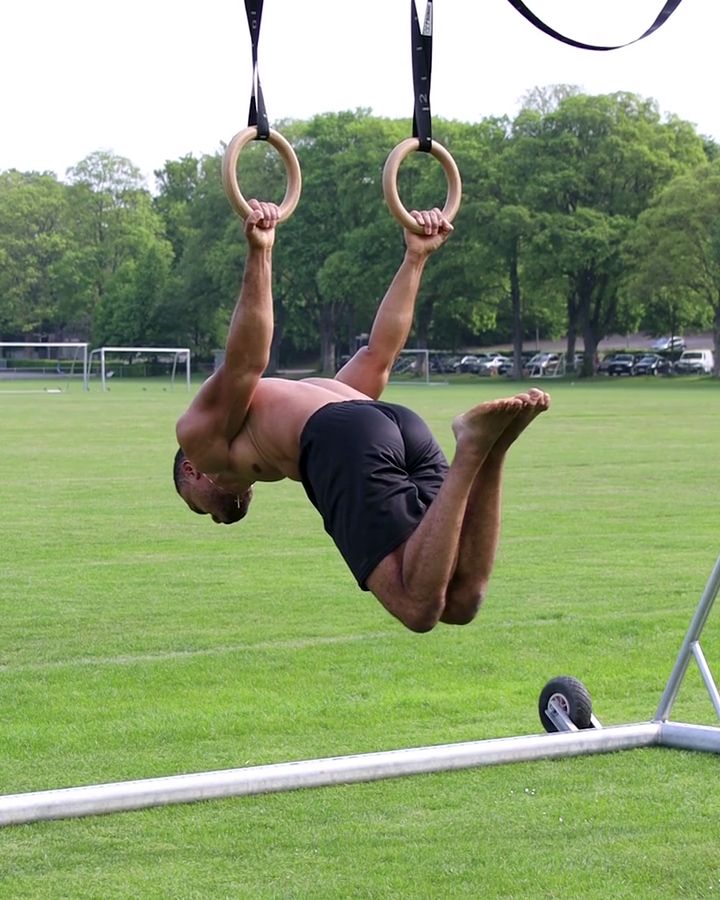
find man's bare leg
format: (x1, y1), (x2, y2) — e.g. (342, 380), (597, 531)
(366, 395), (526, 632)
(442, 388), (551, 624)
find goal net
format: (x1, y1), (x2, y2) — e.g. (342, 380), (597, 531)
(88, 347), (191, 391)
(389, 349), (451, 385)
(0, 342), (89, 392)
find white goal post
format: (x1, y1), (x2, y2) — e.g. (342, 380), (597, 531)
(390, 349), (451, 385)
(88, 346), (191, 391)
(0, 342), (89, 391)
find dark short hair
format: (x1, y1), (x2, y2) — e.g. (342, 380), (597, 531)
(173, 446), (186, 495)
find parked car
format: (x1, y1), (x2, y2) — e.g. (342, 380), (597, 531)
(674, 349), (714, 374)
(606, 353), (637, 376)
(524, 352), (560, 377)
(498, 356), (518, 376)
(651, 335), (686, 352)
(632, 354), (671, 376)
(477, 354), (511, 376)
(597, 353), (619, 374)
(497, 351), (536, 376)
(453, 354), (490, 374)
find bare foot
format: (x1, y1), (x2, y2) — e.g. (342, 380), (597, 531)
(491, 388), (550, 454)
(452, 395), (525, 458)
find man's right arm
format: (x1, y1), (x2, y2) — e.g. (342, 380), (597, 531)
(176, 202), (279, 473)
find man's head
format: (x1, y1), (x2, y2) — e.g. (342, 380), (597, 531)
(173, 447), (253, 524)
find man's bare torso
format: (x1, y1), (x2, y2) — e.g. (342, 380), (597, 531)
(227, 377), (370, 484)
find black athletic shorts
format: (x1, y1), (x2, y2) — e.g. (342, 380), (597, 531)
(298, 400), (449, 590)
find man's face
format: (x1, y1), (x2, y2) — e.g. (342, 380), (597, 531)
(180, 475), (253, 525)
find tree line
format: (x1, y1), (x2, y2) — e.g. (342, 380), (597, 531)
(2, 87), (719, 377)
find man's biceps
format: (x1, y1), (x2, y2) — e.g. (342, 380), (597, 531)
(177, 413), (223, 455)
(183, 436), (230, 472)
(176, 408), (214, 446)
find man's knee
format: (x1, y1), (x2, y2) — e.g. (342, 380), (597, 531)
(441, 586), (486, 626)
(399, 604), (443, 633)
(370, 584), (445, 633)
(366, 555), (444, 633)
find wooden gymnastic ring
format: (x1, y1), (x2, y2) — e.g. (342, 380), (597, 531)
(382, 137), (462, 234)
(222, 126), (302, 222)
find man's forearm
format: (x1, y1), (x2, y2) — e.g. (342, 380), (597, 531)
(224, 245), (274, 373)
(366, 250), (428, 363)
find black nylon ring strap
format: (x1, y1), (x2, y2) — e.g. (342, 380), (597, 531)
(223, 0), (302, 221)
(505, 0), (684, 52)
(383, 0), (462, 231)
(244, 0), (269, 139)
(411, 0), (433, 152)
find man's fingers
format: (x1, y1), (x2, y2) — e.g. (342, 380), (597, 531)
(247, 199), (280, 228)
(409, 207), (454, 235)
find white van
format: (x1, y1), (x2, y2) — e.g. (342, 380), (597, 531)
(674, 349), (714, 374)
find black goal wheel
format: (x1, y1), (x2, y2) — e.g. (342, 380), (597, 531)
(538, 676), (593, 733)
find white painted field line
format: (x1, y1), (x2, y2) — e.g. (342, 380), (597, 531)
(0, 631), (397, 673)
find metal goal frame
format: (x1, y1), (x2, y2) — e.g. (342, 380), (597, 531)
(88, 346), (191, 391)
(2, 554), (719, 827)
(0, 342), (89, 391)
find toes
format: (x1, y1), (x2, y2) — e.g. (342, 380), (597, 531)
(526, 388), (549, 407)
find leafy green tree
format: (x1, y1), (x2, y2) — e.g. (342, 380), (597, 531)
(285, 113), (504, 368)
(7, 101), (712, 363)
(157, 113), (505, 368)
(272, 112), (403, 372)
(628, 161), (720, 372)
(65, 150), (174, 344)
(154, 153), (233, 355)
(153, 154), (203, 262)
(636, 287), (693, 350)
(409, 118), (509, 352)
(0, 170), (85, 337)
(466, 112), (549, 378)
(94, 240), (174, 345)
(519, 93), (707, 373)
(154, 142), (300, 361)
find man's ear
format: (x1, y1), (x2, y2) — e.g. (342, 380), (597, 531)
(181, 459), (198, 478)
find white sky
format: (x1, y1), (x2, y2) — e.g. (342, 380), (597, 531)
(2, 0), (718, 186)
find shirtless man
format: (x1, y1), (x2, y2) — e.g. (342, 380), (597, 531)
(174, 200), (550, 632)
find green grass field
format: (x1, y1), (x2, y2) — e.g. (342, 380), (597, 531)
(2, 375), (720, 898)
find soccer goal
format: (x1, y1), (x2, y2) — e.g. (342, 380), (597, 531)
(389, 349), (450, 385)
(0, 342), (89, 392)
(88, 347), (191, 391)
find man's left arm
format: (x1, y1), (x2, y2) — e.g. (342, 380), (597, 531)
(335, 208), (453, 399)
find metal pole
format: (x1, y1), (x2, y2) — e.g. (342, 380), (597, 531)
(170, 352), (179, 390)
(655, 554), (720, 722)
(691, 642), (720, 720)
(101, 348), (107, 392)
(0, 724), (659, 827)
(82, 344), (89, 392)
(659, 722), (720, 754)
